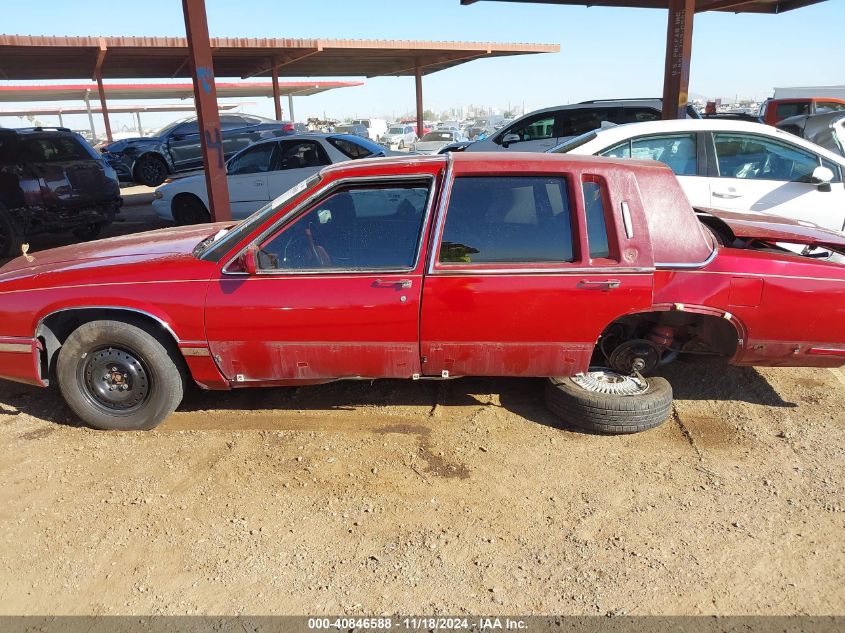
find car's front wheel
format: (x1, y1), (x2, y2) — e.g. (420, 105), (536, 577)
(545, 369), (672, 434)
(133, 154), (169, 187)
(57, 320), (184, 430)
(171, 194), (210, 225)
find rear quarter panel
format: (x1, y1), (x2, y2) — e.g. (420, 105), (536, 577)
(654, 248), (845, 367)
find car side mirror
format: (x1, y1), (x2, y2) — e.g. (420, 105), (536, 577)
(239, 244), (258, 275)
(811, 165), (834, 190)
(170, 133), (184, 141)
(501, 133), (520, 148)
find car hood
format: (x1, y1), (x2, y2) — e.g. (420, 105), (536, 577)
(104, 137), (163, 152)
(698, 207), (845, 252)
(0, 223), (231, 278)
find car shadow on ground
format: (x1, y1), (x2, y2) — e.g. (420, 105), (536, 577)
(0, 357), (794, 432)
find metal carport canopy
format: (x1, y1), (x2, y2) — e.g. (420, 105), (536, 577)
(0, 30), (557, 222)
(0, 35), (558, 80)
(460, 0), (829, 119)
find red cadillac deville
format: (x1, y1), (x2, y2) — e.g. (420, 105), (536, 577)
(0, 153), (842, 433)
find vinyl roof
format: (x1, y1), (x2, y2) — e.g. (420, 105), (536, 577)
(460, 0), (826, 13)
(0, 35), (559, 81)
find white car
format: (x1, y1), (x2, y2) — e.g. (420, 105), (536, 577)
(379, 125), (417, 150)
(411, 130), (468, 154)
(350, 118), (387, 142)
(152, 134), (393, 223)
(552, 119), (845, 233)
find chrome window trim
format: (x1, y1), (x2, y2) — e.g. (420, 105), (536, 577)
(429, 266), (654, 276)
(426, 153), (455, 275)
(222, 172), (440, 276)
(621, 201), (634, 239)
(655, 245), (718, 270)
(35, 306), (180, 342)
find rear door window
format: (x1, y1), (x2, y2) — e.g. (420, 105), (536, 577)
(438, 176), (574, 264)
(327, 136), (374, 159)
(277, 140), (330, 169)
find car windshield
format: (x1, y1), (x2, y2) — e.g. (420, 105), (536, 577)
(421, 132), (453, 141)
(194, 173), (323, 260)
(387, 127), (405, 134)
(549, 130), (599, 153)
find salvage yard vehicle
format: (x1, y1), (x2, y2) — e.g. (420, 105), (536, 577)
(466, 98), (700, 153)
(380, 125), (417, 150)
(552, 119), (845, 233)
(412, 130), (468, 154)
(777, 110), (845, 158)
(0, 153), (843, 434)
(152, 133), (398, 223)
(0, 126), (122, 258)
(759, 97), (845, 126)
(101, 114), (295, 187)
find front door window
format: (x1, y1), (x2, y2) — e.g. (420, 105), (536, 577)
(257, 183), (430, 271)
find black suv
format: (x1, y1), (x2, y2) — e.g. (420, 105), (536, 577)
(0, 127), (122, 258)
(101, 114), (295, 187)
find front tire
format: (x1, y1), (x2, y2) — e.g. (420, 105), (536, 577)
(171, 194), (210, 225)
(133, 154), (169, 187)
(545, 368), (672, 434)
(57, 320), (184, 430)
(72, 223), (103, 241)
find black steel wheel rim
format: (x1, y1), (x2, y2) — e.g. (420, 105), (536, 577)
(78, 346), (152, 414)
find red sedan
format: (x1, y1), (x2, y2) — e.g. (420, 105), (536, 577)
(0, 153), (842, 433)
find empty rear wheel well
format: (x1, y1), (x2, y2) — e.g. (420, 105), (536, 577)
(596, 310), (741, 372)
(36, 308), (183, 383)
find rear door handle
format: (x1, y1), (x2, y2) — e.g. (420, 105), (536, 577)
(578, 279), (621, 290)
(373, 279), (412, 289)
(713, 191), (741, 199)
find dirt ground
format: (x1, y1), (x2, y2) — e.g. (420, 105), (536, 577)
(0, 358), (843, 616)
(0, 206), (843, 616)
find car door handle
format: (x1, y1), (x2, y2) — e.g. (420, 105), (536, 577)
(713, 191), (742, 199)
(578, 279), (621, 290)
(253, 180), (263, 187)
(373, 279), (412, 289)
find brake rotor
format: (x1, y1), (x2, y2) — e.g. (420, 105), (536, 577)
(608, 339), (662, 375)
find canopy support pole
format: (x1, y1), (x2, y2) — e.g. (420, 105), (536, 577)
(288, 94), (295, 122)
(661, 0), (695, 119)
(182, 0), (231, 221)
(271, 62), (283, 120)
(415, 60), (424, 138)
(95, 72), (113, 143)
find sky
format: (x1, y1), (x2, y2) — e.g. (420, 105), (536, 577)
(1, 0), (843, 135)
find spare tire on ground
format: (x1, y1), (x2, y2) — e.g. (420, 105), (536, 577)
(545, 368), (673, 434)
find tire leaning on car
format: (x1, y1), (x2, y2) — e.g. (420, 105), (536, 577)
(133, 154), (169, 187)
(545, 369), (673, 434)
(57, 320), (184, 430)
